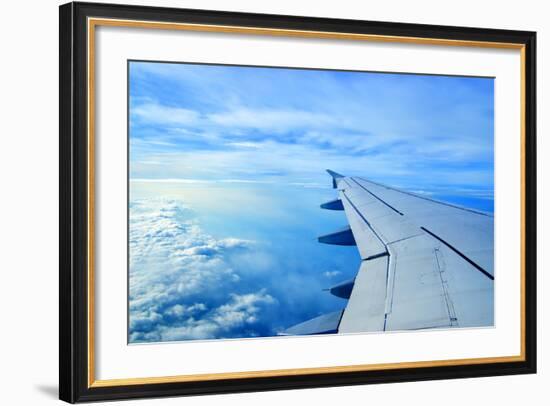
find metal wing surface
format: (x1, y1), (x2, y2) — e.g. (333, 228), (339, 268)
(284, 170), (494, 335)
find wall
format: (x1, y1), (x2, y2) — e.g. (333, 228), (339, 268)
(0, 0), (545, 404)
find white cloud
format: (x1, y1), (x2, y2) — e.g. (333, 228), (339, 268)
(129, 102), (493, 194)
(130, 178), (213, 184)
(226, 141), (262, 149)
(129, 198), (278, 343)
(129, 62), (494, 198)
(132, 103), (200, 126)
(128, 91), (493, 198)
(208, 108), (336, 134)
(212, 291), (276, 329)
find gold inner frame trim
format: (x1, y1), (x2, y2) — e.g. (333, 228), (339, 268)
(90, 355), (524, 388)
(87, 17), (527, 388)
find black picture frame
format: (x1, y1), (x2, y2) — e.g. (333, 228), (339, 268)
(59, 1), (537, 403)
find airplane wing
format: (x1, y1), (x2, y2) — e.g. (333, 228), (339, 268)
(284, 170), (494, 335)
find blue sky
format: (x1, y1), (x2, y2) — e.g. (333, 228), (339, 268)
(128, 61), (494, 343)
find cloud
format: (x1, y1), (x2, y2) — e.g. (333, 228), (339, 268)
(132, 103), (200, 126)
(212, 291), (276, 329)
(208, 108), (337, 134)
(324, 270), (342, 278)
(130, 178), (213, 184)
(226, 141), (262, 149)
(128, 61), (494, 198)
(129, 198), (279, 343)
(129, 101), (493, 195)
(127, 192), (363, 343)
(145, 291), (276, 342)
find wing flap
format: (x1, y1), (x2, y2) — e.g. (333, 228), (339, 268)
(384, 233), (494, 330)
(338, 256), (388, 333)
(384, 234), (456, 330)
(432, 241), (494, 327)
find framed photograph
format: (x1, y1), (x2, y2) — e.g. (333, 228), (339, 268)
(59, 1), (536, 403)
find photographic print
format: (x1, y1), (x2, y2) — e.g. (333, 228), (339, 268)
(128, 61), (494, 344)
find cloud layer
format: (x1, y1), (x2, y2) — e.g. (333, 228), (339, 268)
(129, 61), (494, 204)
(129, 198), (278, 342)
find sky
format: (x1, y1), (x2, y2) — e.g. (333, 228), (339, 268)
(128, 61), (494, 343)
